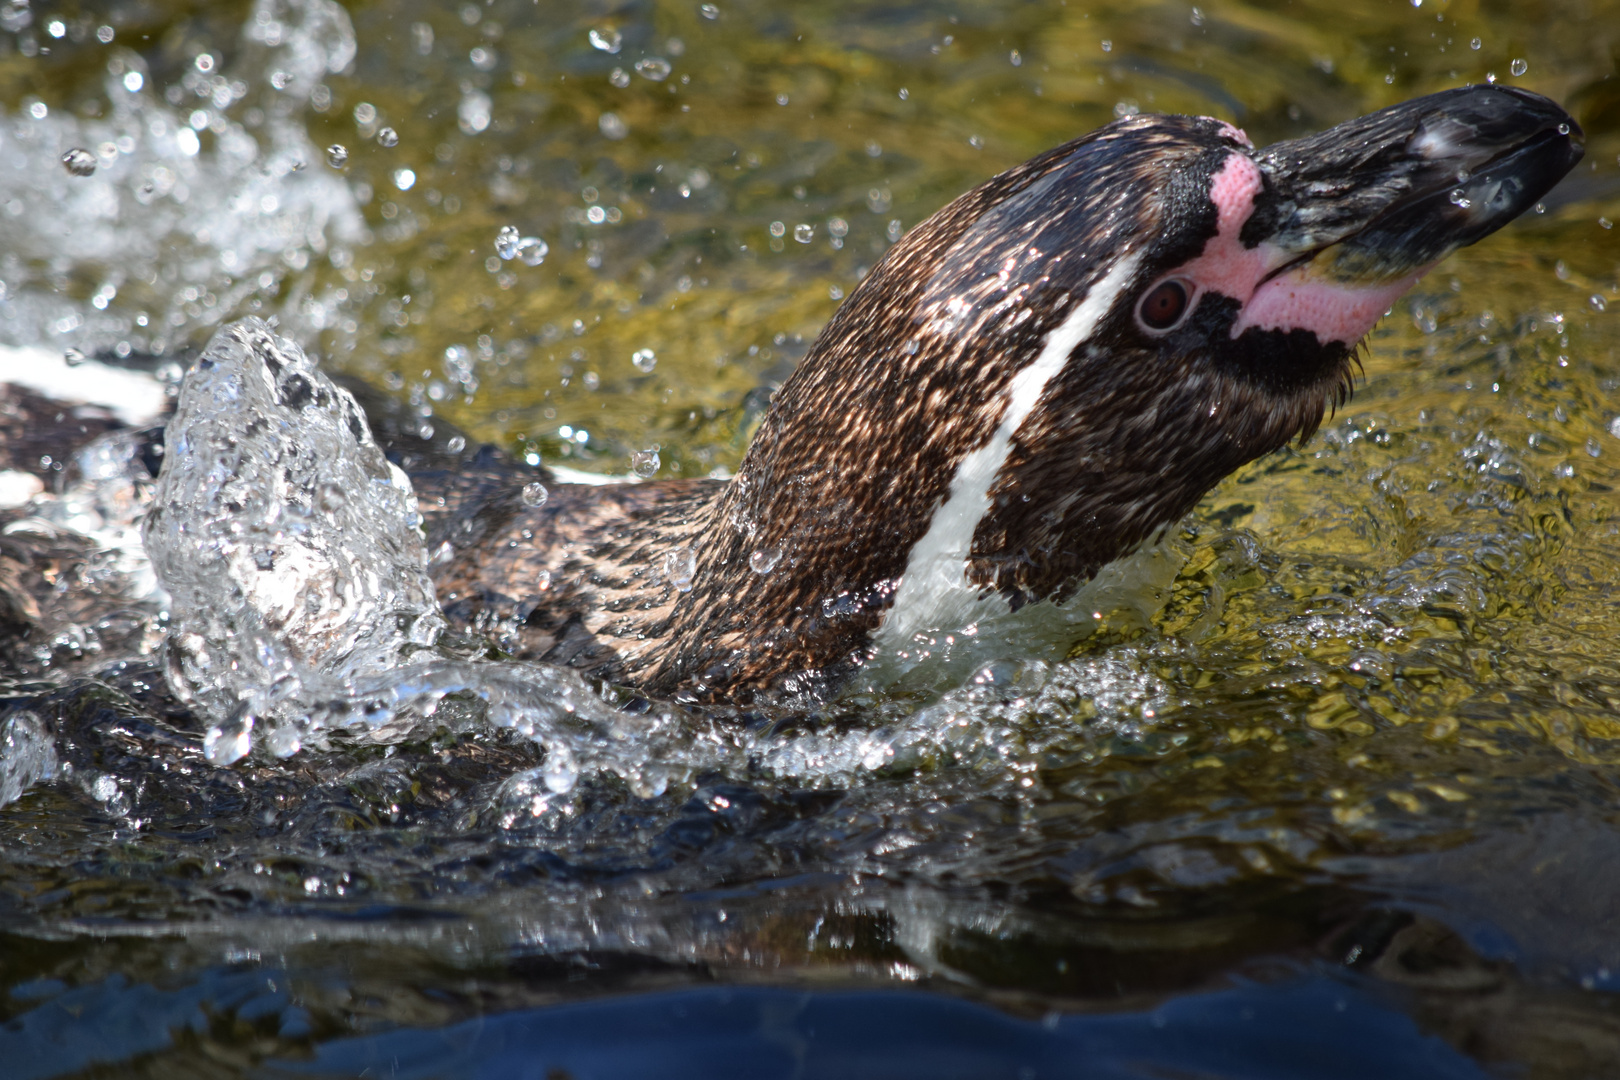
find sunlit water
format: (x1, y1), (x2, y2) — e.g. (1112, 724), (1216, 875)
(1, 0), (1619, 1075)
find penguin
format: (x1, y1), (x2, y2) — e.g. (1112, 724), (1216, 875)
(0, 85), (1587, 708)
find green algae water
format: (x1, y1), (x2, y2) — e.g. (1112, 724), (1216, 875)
(2, 0), (1620, 1075)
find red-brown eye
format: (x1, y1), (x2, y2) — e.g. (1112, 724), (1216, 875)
(1139, 279), (1190, 330)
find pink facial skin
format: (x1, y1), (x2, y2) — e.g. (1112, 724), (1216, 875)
(1231, 265), (1425, 343)
(1149, 149), (1428, 347)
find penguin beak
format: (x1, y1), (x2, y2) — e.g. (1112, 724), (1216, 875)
(1251, 85), (1585, 287)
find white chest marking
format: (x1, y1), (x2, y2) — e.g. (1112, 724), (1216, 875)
(872, 249), (1144, 654)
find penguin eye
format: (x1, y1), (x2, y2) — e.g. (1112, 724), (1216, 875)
(1138, 279), (1191, 331)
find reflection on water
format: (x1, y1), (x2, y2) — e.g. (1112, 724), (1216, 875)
(1, 0), (1619, 1075)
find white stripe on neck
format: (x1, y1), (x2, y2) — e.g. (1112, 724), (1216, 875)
(873, 249), (1144, 654)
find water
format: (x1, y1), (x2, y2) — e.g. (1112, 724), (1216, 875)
(2, 0), (1620, 1076)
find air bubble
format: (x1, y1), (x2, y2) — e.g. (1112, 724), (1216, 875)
(326, 144), (349, 168)
(1510, 58), (1527, 76)
(1449, 189), (1472, 209)
(794, 223), (814, 243)
(377, 126), (399, 147)
(632, 348), (656, 373)
(1470, 37), (1482, 49)
(522, 481), (548, 507)
(750, 546), (782, 574)
(589, 27), (622, 53)
(1593, 295), (1609, 313)
(701, 3), (720, 18)
(63, 348), (86, 367)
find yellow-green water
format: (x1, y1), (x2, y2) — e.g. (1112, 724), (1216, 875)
(2, 0), (1620, 1075)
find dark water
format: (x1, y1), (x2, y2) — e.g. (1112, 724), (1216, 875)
(3, 0), (1620, 1076)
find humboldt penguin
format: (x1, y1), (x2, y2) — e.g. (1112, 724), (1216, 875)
(388, 85), (1580, 703)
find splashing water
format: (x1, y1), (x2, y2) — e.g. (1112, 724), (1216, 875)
(0, 0), (362, 354)
(141, 319), (721, 800)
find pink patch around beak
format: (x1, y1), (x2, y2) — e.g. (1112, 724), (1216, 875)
(1231, 266), (1427, 345)
(1154, 152), (1427, 347)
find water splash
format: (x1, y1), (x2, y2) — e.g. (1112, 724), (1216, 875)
(0, 711), (58, 809)
(0, 0), (362, 354)
(142, 320), (719, 801)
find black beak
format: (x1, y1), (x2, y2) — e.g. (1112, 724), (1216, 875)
(1246, 85), (1585, 284)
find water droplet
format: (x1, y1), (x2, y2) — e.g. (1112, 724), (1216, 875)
(377, 126), (399, 147)
(204, 709), (255, 766)
(60, 148), (96, 177)
(516, 236), (548, 265)
(318, 482), (346, 511)
(701, 3), (720, 18)
(543, 742), (579, 793)
(62, 348), (86, 367)
(635, 56), (672, 81)
(1510, 58), (1527, 76)
(1448, 189), (1472, 209)
(522, 481), (548, 507)
(1470, 37), (1482, 49)
(663, 546), (697, 591)
(325, 143), (348, 168)
(750, 545), (782, 574)
(631, 449), (660, 477)
(458, 90), (492, 135)
(1593, 295), (1609, 313)
(794, 223), (814, 243)
(589, 27), (622, 53)
(495, 225), (521, 259)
